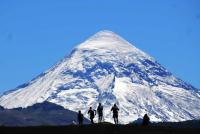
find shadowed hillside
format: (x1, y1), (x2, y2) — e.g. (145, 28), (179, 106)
(0, 101), (89, 126)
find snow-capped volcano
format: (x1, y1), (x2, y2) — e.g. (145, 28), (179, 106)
(0, 30), (200, 124)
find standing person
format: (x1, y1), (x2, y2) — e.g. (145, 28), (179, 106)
(77, 110), (84, 125)
(111, 104), (119, 124)
(142, 114), (150, 126)
(88, 107), (96, 124)
(97, 103), (103, 123)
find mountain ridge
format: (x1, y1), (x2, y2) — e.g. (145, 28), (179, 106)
(0, 30), (199, 124)
(0, 101), (89, 126)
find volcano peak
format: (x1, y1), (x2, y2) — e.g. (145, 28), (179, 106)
(0, 31), (199, 124)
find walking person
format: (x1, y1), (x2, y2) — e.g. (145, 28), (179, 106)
(88, 107), (96, 124)
(111, 104), (119, 124)
(97, 103), (103, 123)
(77, 110), (84, 125)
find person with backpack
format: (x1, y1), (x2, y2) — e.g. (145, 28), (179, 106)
(111, 104), (119, 124)
(88, 107), (96, 124)
(77, 110), (84, 125)
(97, 103), (103, 123)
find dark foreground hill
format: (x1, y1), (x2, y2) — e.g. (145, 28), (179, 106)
(0, 101), (89, 126)
(0, 123), (200, 134)
(151, 120), (200, 128)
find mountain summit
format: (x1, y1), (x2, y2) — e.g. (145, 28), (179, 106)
(77, 30), (152, 60)
(0, 30), (200, 124)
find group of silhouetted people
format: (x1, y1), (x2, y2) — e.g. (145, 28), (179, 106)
(87, 103), (107, 124)
(77, 103), (150, 125)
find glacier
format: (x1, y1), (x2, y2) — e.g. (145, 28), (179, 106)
(0, 30), (200, 124)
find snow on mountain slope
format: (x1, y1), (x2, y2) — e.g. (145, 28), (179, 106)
(0, 30), (200, 124)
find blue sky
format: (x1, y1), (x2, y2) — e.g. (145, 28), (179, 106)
(0, 0), (200, 94)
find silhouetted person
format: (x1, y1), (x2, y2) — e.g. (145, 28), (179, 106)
(77, 110), (84, 125)
(97, 103), (103, 123)
(111, 104), (119, 124)
(88, 107), (96, 124)
(142, 114), (150, 126)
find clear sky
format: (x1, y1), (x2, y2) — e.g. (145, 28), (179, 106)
(0, 0), (200, 94)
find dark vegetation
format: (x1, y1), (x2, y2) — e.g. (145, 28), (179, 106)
(0, 101), (89, 126)
(0, 123), (200, 134)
